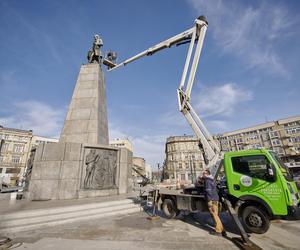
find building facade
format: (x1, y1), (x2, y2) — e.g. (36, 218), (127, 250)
(215, 115), (300, 174)
(0, 126), (59, 186)
(145, 163), (152, 180)
(164, 135), (205, 182)
(132, 156), (146, 176)
(164, 115), (300, 181)
(30, 135), (59, 148)
(110, 138), (133, 152)
(0, 126), (33, 185)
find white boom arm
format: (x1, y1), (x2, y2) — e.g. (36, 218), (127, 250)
(109, 16), (222, 175)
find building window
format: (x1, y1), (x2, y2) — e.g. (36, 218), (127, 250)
(248, 135), (258, 140)
(289, 137), (300, 143)
(1, 143), (9, 151)
(11, 156), (21, 163)
(188, 174), (192, 180)
(285, 122), (300, 127)
(286, 127), (300, 134)
(5, 167), (21, 174)
(235, 138), (243, 144)
(13, 144), (24, 153)
(178, 163), (182, 169)
(273, 147), (284, 155)
(269, 131), (279, 138)
(249, 143), (261, 149)
(185, 162), (189, 169)
(181, 174), (186, 180)
(0, 155), (3, 162)
(272, 139), (281, 146)
(231, 155), (272, 181)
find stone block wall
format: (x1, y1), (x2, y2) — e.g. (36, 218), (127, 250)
(27, 142), (132, 200)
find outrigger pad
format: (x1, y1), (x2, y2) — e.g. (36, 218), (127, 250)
(231, 237), (262, 250)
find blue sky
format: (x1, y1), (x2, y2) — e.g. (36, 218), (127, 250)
(0, 0), (299, 168)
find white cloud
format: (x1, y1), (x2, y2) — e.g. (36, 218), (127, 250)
(194, 83), (252, 117)
(159, 110), (187, 128)
(132, 135), (165, 168)
(0, 100), (65, 138)
(206, 119), (228, 132)
(109, 123), (166, 169)
(188, 0), (294, 76)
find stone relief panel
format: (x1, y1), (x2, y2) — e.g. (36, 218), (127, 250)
(81, 147), (118, 190)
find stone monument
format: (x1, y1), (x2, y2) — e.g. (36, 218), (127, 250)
(26, 35), (132, 200)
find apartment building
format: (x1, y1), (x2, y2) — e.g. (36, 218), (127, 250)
(0, 126), (59, 186)
(110, 138), (133, 152)
(30, 135), (59, 148)
(0, 126), (33, 185)
(164, 135), (205, 182)
(215, 115), (300, 174)
(164, 115), (300, 181)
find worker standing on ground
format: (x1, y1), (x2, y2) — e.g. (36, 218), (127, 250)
(202, 169), (226, 236)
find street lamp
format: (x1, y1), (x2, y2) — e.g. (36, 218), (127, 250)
(157, 163), (160, 183)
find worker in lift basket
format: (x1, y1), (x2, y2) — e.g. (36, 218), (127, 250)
(202, 169), (226, 237)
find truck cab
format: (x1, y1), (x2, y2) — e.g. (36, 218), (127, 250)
(224, 148), (300, 233)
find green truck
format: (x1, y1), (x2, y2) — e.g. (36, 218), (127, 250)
(154, 148), (300, 234)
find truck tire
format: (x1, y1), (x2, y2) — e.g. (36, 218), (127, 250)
(241, 206), (270, 234)
(162, 199), (179, 219)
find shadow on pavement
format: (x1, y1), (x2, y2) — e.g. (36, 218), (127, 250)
(186, 212), (241, 235)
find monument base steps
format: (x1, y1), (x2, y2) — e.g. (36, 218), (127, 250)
(0, 199), (140, 234)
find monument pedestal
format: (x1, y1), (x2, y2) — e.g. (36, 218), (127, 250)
(27, 62), (132, 200)
(27, 142), (132, 200)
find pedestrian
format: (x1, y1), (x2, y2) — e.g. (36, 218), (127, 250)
(202, 169), (226, 236)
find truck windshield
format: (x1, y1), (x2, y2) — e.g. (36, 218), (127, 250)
(270, 152), (293, 181)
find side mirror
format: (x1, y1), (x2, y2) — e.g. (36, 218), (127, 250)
(268, 167), (274, 176)
(267, 164), (276, 181)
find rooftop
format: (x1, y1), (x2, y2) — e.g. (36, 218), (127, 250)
(0, 125), (33, 134)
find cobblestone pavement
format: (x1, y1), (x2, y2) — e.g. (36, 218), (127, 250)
(3, 210), (300, 250)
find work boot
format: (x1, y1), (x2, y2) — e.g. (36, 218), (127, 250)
(222, 231), (227, 237)
(209, 231), (222, 237)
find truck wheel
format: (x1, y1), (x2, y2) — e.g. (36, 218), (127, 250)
(241, 206), (270, 234)
(162, 199), (179, 219)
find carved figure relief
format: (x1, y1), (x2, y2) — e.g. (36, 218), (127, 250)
(84, 149), (100, 189)
(83, 148), (118, 190)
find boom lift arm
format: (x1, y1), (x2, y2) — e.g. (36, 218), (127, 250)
(109, 16), (222, 175)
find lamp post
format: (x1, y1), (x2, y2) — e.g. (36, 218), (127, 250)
(157, 163), (160, 183)
(189, 155), (193, 183)
(0, 139), (4, 187)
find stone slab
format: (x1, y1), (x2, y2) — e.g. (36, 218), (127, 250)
(64, 142), (82, 161)
(42, 143), (65, 161)
(78, 189), (118, 199)
(29, 180), (59, 200)
(60, 161), (80, 180)
(58, 179), (79, 200)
